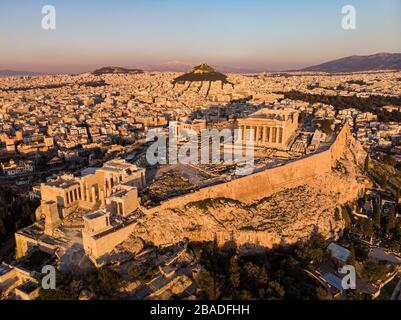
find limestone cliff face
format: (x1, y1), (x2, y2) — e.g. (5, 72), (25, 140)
(129, 146), (364, 249)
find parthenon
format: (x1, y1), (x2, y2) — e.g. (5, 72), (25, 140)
(237, 106), (299, 150)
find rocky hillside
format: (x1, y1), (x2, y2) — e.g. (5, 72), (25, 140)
(300, 53), (401, 73)
(0, 70), (44, 77)
(124, 144), (366, 251)
(92, 66), (144, 76)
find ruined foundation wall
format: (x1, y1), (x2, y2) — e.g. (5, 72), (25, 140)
(14, 232), (58, 259)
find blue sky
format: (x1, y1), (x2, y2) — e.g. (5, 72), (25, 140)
(0, 0), (400, 72)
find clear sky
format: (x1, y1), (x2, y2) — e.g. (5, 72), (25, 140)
(0, 0), (400, 73)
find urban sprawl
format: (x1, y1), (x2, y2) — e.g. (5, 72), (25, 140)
(1, 65), (401, 300)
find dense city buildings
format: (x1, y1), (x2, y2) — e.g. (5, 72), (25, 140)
(0, 65), (400, 301)
(1, 0), (401, 314)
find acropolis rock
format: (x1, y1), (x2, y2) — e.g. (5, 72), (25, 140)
(125, 143), (365, 250)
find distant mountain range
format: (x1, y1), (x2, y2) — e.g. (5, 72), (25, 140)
(131, 61), (259, 74)
(91, 66), (144, 76)
(2, 53), (401, 76)
(131, 54), (401, 73)
(299, 53), (401, 73)
(0, 70), (45, 77)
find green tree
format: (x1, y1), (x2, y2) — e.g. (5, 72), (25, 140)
(364, 262), (388, 282)
(212, 235), (219, 298)
(256, 267), (269, 288)
(334, 208), (341, 221)
(228, 256), (240, 289)
(364, 154), (370, 172)
(294, 234), (327, 264)
(238, 290), (254, 300)
(86, 268), (121, 298)
(196, 269), (218, 300)
(373, 203), (381, 229)
(243, 262), (260, 282)
(383, 155), (397, 167)
(318, 119), (333, 136)
(267, 281), (285, 300)
(347, 244), (356, 264)
(354, 243), (369, 261)
(359, 219), (374, 239)
(38, 271), (80, 300)
(385, 206), (396, 234)
(341, 206), (352, 229)
(395, 189), (400, 202)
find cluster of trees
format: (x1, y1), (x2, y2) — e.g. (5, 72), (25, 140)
(366, 157), (401, 197)
(355, 219), (374, 239)
(355, 199), (400, 253)
(347, 80), (367, 85)
(281, 91), (401, 122)
(382, 155), (398, 168)
(345, 198), (398, 244)
(316, 119), (334, 135)
(363, 262), (389, 283)
(38, 267), (122, 300)
(356, 157), (401, 252)
(340, 204), (353, 229)
(382, 219), (401, 252)
(348, 241), (369, 263)
(380, 156), (401, 179)
(336, 204), (373, 262)
(192, 234), (330, 300)
(0, 187), (39, 243)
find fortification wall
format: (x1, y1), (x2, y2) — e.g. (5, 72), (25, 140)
(83, 221), (140, 262)
(84, 125), (353, 262)
(147, 124), (352, 213)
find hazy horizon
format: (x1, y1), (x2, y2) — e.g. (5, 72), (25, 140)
(1, 0), (401, 73)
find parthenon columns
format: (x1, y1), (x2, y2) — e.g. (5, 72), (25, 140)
(65, 192), (70, 205)
(239, 125), (286, 145)
(240, 125), (274, 143)
(256, 126), (261, 142)
(264, 126), (270, 142)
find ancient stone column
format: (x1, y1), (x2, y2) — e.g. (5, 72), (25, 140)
(100, 190), (105, 206)
(85, 183), (90, 202)
(256, 126), (261, 143)
(279, 127), (284, 144)
(241, 126), (245, 141)
(91, 187), (96, 203)
(264, 126), (270, 143)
